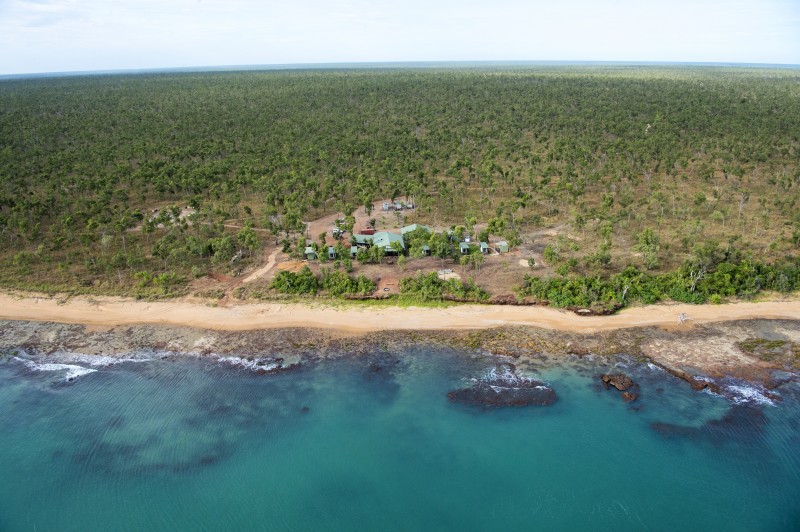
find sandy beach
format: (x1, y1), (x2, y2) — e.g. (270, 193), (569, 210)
(0, 291), (797, 334)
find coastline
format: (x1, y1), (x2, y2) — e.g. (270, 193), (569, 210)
(0, 291), (797, 386)
(0, 291), (798, 334)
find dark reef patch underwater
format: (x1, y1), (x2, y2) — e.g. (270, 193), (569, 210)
(1, 345), (799, 531)
(447, 363), (558, 407)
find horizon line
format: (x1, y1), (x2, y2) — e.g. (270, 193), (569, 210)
(2, 59), (800, 80)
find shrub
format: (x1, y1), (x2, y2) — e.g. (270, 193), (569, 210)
(270, 266), (319, 294)
(518, 257), (800, 311)
(399, 272), (488, 301)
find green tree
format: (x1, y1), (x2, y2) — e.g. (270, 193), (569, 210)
(237, 223), (260, 258)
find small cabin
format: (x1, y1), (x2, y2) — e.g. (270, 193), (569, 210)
(459, 242), (470, 255)
(479, 242), (489, 254)
(496, 241), (509, 253)
(327, 246), (337, 259)
(421, 244), (431, 256)
(350, 246), (359, 259)
(304, 246), (318, 261)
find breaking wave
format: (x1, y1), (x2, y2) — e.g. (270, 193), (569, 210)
(723, 383), (776, 407)
(13, 357), (97, 381)
(46, 351), (153, 367)
(696, 375), (776, 406)
(450, 363), (557, 407)
(215, 356), (281, 373)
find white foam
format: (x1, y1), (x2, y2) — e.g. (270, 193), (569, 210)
(725, 384), (776, 407)
(47, 352), (151, 367)
(13, 357), (97, 381)
(481, 365), (549, 391)
(484, 365), (533, 386)
(216, 356), (280, 373)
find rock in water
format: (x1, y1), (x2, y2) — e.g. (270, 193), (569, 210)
(447, 364), (557, 407)
(601, 373), (634, 391)
(622, 392), (638, 402)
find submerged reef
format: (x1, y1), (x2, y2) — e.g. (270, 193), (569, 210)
(651, 404), (769, 446)
(447, 363), (557, 407)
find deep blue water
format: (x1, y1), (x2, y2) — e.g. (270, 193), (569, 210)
(1, 347), (798, 531)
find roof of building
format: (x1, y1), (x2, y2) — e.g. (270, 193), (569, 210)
(371, 231), (405, 250)
(459, 242), (470, 250)
(304, 246), (316, 254)
(352, 234), (373, 245)
(401, 224), (432, 235)
(350, 246), (359, 254)
(480, 241), (489, 249)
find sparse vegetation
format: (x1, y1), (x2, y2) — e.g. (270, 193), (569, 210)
(1, 66), (799, 303)
(519, 252), (800, 311)
(737, 337), (800, 370)
(400, 272), (489, 302)
(269, 266), (376, 297)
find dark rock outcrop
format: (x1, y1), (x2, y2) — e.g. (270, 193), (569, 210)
(688, 377), (722, 394)
(621, 392), (638, 402)
(447, 364), (557, 408)
(647, 362), (724, 395)
(601, 373), (634, 391)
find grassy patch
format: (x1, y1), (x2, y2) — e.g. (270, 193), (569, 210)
(193, 288), (226, 300)
(737, 337), (800, 369)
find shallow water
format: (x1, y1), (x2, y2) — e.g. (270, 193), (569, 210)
(1, 347), (798, 531)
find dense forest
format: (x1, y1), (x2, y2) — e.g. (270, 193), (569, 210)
(1, 66), (799, 303)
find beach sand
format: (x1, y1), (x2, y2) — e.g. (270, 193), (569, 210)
(0, 292), (797, 334)
(1, 292), (797, 382)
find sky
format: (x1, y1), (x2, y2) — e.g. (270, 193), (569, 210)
(1, 0), (799, 75)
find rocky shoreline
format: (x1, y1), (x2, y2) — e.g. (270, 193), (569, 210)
(1, 318), (798, 395)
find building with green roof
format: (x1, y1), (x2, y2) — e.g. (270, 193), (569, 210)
(401, 224), (432, 236)
(371, 231), (405, 253)
(352, 234), (373, 247)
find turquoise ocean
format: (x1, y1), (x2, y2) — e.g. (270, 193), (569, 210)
(1, 346), (798, 531)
